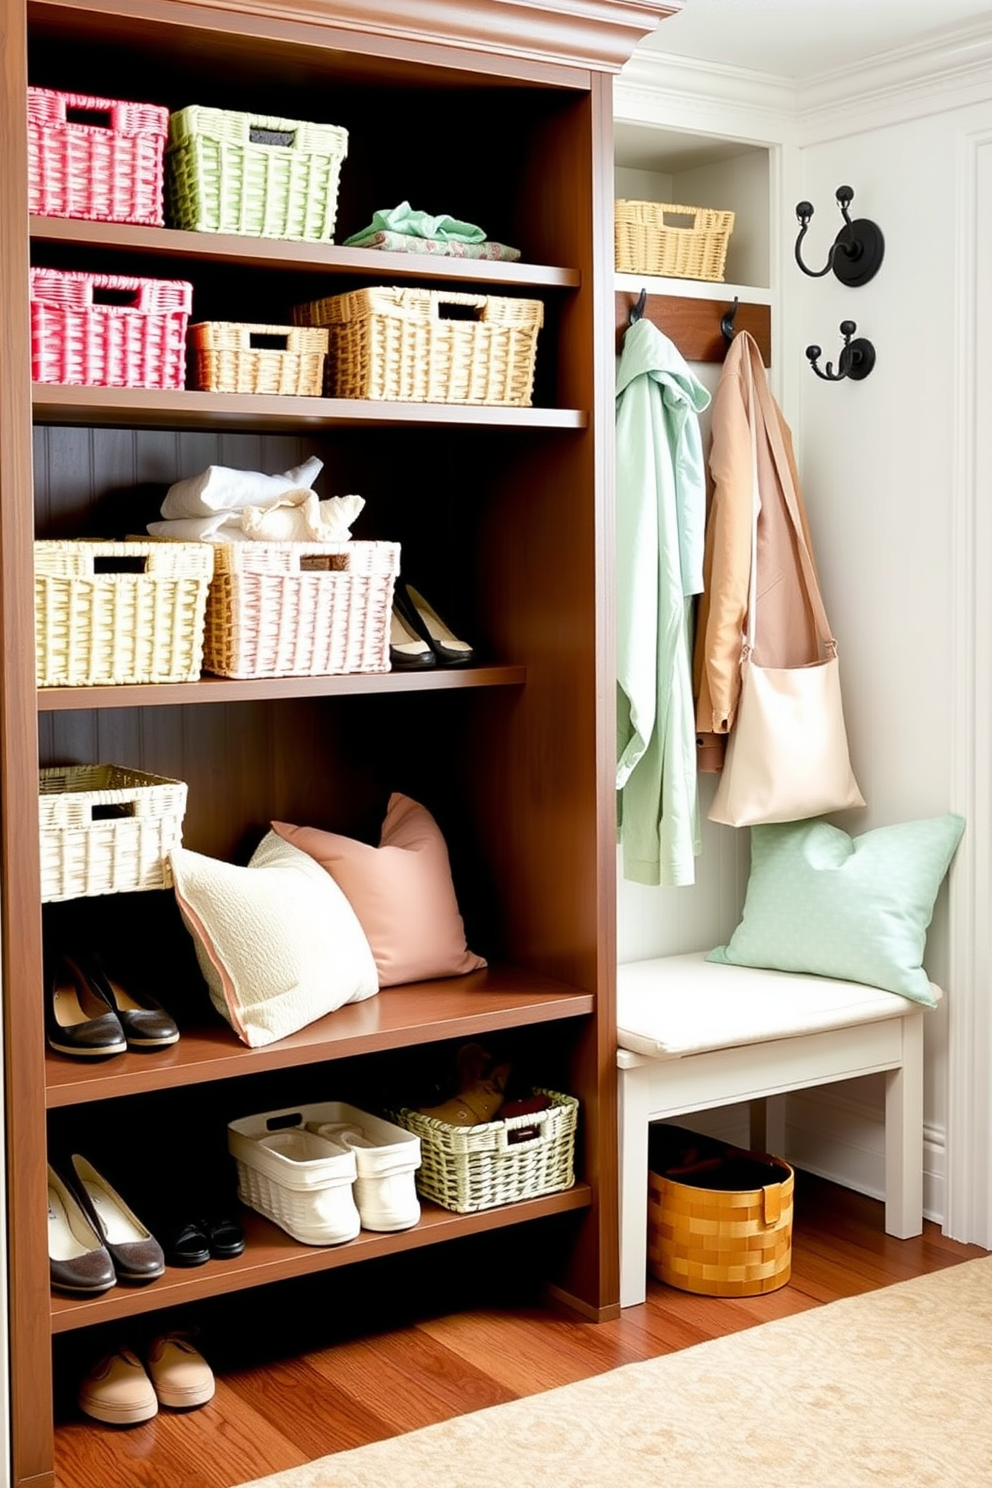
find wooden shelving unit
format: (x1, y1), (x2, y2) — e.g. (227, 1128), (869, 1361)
(0, 2), (678, 1483)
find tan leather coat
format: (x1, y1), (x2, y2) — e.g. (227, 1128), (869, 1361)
(693, 331), (822, 770)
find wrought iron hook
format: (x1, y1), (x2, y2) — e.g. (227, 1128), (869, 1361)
(720, 296), (739, 343)
(806, 320), (876, 382)
(628, 287), (648, 326)
(794, 186), (885, 288)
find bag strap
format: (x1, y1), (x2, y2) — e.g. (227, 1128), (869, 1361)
(742, 335), (836, 657)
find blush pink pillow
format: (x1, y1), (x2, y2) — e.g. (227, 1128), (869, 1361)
(271, 794), (487, 988)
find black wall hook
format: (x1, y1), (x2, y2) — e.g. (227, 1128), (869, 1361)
(794, 186), (885, 287)
(720, 296), (739, 343)
(628, 287), (647, 326)
(806, 320), (876, 382)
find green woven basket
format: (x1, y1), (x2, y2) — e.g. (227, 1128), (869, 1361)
(166, 105), (348, 241)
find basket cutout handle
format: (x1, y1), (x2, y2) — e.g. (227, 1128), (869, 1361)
(494, 1108), (553, 1154)
(264, 1112), (305, 1133)
(762, 1183), (783, 1226)
(249, 124), (296, 147)
(63, 103), (114, 130)
(92, 555), (151, 575)
(433, 291), (488, 321)
(298, 553), (349, 573)
(248, 331), (290, 351)
(90, 283), (143, 309)
(89, 800), (137, 822)
(662, 207), (702, 228)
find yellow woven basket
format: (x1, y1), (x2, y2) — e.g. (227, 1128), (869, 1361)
(294, 285), (544, 406)
(188, 321), (329, 396)
(34, 539), (213, 686)
(39, 763), (188, 902)
(648, 1138), (794, 1298)
(615, 199), (735, 281)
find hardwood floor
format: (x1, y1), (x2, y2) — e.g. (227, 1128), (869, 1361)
(52, 1171), (988, 1488)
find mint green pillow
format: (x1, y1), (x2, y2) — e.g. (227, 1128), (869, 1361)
(708, 814), (966, 1006)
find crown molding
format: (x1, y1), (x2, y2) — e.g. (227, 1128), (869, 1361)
(798, 17), (992, 143)
(160, 0), (685, 71)
(616, 48), (798, 144)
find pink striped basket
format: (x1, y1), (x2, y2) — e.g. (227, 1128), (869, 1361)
(28, 87), (169, 226)
(30, 268), (192, 389)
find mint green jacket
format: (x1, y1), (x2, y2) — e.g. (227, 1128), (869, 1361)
(616, 317), (711, 887)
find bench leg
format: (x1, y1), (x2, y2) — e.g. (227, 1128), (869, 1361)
(883, 1011), (925, 1238)
(618, 1064), (651, 1308)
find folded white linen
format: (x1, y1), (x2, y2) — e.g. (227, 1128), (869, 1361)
(160, 456), (324, 518)
(148, 492), (365, 543)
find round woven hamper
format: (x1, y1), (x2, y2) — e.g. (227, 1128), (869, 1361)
(648, 1150), (794, 1298)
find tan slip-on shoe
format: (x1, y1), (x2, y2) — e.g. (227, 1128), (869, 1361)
(78, 1348), (158, 1426)
(146, 1332), (215, 1409)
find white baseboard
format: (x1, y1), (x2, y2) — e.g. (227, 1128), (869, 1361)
(665, 1087), (946, 1227)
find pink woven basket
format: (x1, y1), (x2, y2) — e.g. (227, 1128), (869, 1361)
(30, 268), (192, 389)
(28, 87), (168, 226)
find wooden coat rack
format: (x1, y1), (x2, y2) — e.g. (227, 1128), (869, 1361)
(615, 289), (771, 364)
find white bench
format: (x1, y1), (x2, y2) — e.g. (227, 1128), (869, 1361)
(617, 951), (934, 1308)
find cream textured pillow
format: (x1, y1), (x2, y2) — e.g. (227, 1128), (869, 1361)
(272, 794), (487, 988)
(170, 831), (378, 1048)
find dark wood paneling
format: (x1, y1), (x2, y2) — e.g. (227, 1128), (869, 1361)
(616, 289), (772, 363)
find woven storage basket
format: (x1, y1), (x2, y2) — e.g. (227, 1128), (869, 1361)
(39, 763), (188, 903)
(30, 267), (192, 388)
(229, 1101), (421, 1242)
(35, 540), (213, 686)
(614, 200), (735, 281)
(228, 1107), (362, 1246)
(203, 540), (400, 679)
(648, 1126), (794, 1297)
(390, 1088), (578, 1214)
(166, 105), (348, 241)
(28, 88), (169, 226)
(188, 321), (329, 396)
(294, 286), (544, 406)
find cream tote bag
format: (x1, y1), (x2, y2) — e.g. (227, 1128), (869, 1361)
(709, 348), (864, 828)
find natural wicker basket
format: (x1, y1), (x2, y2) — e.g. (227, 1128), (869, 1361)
(29, 267), (192, 388)
(39, 763), (188, 902)
(615, 199), (735, 281)
(203, 540), (400, 679)
(648, 1129), (794, 1297)
(35, 539), (213, 686)
(390, 1088), (578, 1214)
(187, 321), (329, 395)
(28, 87), (169, 226)
(294, 285), (544, 406)
(166, 105), (348, 241)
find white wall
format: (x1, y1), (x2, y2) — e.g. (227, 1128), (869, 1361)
(615, 31), (992, 1236)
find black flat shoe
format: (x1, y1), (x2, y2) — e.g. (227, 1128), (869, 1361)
(46, 952), (127, 1060)
(83, 951), (180, 1050)
(167, 1215), (246, 1266)
(394, 582), (475, 667)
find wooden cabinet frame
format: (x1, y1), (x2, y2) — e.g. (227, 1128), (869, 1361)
(1, 2), (677, 1482)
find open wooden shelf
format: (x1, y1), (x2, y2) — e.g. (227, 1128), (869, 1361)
(45, 966), (595, 1107)
(50, 1184), (593, 1332)
(32, 385), (588, 431)
(37, 663), (527, 711)
(30, 216), (582, 289)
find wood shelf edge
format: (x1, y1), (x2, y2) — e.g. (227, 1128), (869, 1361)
(37, 663), (528, 712)
(50, 1184), (593, 1333)
(30, 217), (581, 288)
(45, 969), (596, 1107)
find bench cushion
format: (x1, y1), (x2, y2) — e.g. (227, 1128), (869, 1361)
(617, 951), (939, 1060)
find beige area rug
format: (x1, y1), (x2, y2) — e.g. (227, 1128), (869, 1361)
(237, 1257), (992, 1488)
